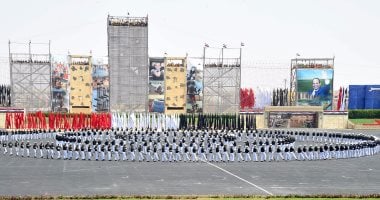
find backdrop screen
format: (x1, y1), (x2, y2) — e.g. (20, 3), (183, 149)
(296, 69), (333, 110)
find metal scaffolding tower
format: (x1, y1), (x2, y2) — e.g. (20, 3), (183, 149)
(9, 41), (52, 112)
(107, 15), (149, 112)
(203, 46), (241, 113)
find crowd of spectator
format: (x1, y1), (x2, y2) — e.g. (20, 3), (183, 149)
(295, 64), (333, 69)
(166, 63), (184, 67)
(204, 63), (241, 68)
(11, 59), (50, 64)
(109, 18), (148, 27)
(71, 61), (89, 65)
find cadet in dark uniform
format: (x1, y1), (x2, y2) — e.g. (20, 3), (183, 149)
(302, 145), (308, 160)
(74, 143), (80, 160)
(130, 144), (135, 161)
(229, 146), (235, 162)
(191, 145), (198, 162)
(25, 141), (31, 157)
(20, 142), (25, 157)
(2, 141), (7, 155)
(153, 145), (159, 162)
(289, 146), (296, 160)
(275, 146), (283, 161)
(198, 145), (206, 161)
(137, 145), (144, 162)
(339, 145), (345, 159)
(94, 144), (99, 161)
(297, 146), (303, 160)
(174, 146), (181, 162)
(44, 142), (50, 159)
(308, 145), (314, 160)
(100, 145), (105, 161)
(313, 145), (319, 160)
(244, 145), (251, 161)
(236, 146), (243, 162)
(87, 144), (92, 160)
(328, 144), (334, 159)
(268, 146), (273, 161)
(32, 142), (37, 158)
(169, 145), (175, 162)
(114, 144), (120, 161)
(8, 141), (13, 156)
(122, 144), (127, 161)
(14, 141), (19, 156)
(252, 145), (258, 162)
(107, 145), (112, 161)
(68, 144), (73, 160)
(80, 144), (85, 160)
(50, 142), (55, 159)
(182, 146), (189, 162)
(56, 144), (61, 159)
(222, 145), (229, 162)
(319, 145), (324, 160)
(63, 143), (68, 160)
(260, 145), (266, 162)
(161, 145), (167, 162)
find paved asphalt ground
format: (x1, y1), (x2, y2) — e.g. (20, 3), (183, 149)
(0, 129), (379, 196)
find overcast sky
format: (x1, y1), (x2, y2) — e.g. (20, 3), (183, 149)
(0, 0), (379, 89)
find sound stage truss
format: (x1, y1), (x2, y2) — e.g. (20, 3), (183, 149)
(9, 41), (52, 112)
(203, 46), (241, 113)
(108, 15), (149, 112)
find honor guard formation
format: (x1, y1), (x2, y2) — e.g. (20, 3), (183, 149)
(0, 128), (379, 162)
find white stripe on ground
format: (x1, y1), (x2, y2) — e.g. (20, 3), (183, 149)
(204, 161), (274, 195)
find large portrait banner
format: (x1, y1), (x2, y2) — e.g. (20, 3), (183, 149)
(149, 58), (165, 113)
(296, 69), (333, 110)
(186, 58), (203, 113)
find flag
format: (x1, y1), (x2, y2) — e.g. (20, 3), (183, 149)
(111, 112), (116, 128)
(251, 89), (255, 109)
(341, 88), (348, 111)
(5, 113), (9, 129)
(337, 87), (342, 111)
(122, 112), (127, 129)
(248, 88), (254, 109)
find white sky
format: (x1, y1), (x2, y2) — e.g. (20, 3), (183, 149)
(0, 0), (379, 89)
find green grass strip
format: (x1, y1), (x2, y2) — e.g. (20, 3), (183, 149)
(1, 194), (380, 200)
(349, 118), (377, 124)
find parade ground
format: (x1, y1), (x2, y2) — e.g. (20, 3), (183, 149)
(0, 129), (379, 197)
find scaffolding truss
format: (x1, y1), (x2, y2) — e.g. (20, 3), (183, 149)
(108, 15), (149, 112)
(9, 41), (52, 112)
(203, 47), (241, 113)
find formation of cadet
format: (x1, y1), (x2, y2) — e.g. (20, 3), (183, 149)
(0, 128), (379, 162)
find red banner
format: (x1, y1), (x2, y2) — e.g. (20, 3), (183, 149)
(5, 112), (111, 130)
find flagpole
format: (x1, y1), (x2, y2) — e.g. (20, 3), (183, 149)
(202, 44), (206, 115)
